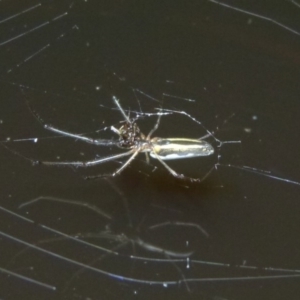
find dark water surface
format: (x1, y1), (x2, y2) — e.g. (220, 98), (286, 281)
(0, 1), (300, 299)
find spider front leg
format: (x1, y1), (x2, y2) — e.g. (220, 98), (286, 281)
(38, 149), (135, 167)
(26, 99), (118, 146)
(18, 196), (112, 220)
(146, 111), (162, 139)
(41, 125), (118, 146)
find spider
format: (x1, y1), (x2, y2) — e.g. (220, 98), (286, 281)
(30, 96), (215, 182)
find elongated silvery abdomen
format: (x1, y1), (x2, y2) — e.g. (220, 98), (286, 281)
(150, 138), (214, 160)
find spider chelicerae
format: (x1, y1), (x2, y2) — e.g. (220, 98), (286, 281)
(29, 96), (215, 182)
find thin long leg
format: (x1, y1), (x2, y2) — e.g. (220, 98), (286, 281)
(152, 151), (215, 183)
(40, 149), (135, 167)
(149, 221), (209, 238)
(112, 96), (130, 123)
(85, 150), (140, 179)
(42, 125), (118, 146)
(199, 113), (240, 143)
(113, 150), (140, 175)
(143, 108), (163, 160)
(137, 108), (226, 145)
(155, 108), (242, 147)
(156, 108), (221, 143)
(147, 113), (162, 139)
(26, 100), (119, 146)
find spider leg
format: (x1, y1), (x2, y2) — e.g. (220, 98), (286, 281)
(149, 221), (209, 238)
(44, 125), (118, 146)
(26, 100), (118, 146)
(85, 149), (140, 179)
(18, 196), (111, 220)
(144, 152), (150, 164)
(39, 149), (135, 167)
(156, 108), (240, 146)
(151, 151), (215, 183)
(112, 96), (130, 123)
(155, 108), (222, 144)
(114, 150), (140, 175)
(147, 113), (162, 139)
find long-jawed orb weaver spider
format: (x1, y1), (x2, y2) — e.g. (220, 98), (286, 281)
(30, 96), (215, 182)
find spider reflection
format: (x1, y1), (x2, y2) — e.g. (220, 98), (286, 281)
(1, 191), (299, 296)
(8, 193), (211, 292)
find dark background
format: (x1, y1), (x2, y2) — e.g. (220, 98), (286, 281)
(0, 1), (300, 299)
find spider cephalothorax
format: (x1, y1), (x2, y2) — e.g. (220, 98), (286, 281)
(118, 121), (145, 149)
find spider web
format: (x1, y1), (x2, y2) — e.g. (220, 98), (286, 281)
(0, 1), (300, 300)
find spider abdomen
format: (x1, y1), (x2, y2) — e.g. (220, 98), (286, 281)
(150, 138), (214, 160)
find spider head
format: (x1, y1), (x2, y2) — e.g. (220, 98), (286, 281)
(118, 121), (142, 148)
